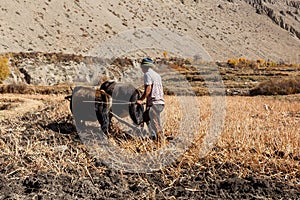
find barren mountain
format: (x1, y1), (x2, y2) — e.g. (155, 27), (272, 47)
(0, 0), (299, 63)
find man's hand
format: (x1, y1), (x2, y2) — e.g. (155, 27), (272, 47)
(137, 85), (151, 105)
(136, 100), (143, 105)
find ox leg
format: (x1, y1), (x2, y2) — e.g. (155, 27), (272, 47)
(95, 94), (111, 135)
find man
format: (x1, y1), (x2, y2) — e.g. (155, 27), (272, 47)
(136, 58), (165, 140)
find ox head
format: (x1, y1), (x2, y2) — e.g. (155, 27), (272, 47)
(100, 81), (144, 126)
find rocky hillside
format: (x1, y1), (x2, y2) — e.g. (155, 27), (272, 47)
(245, 0), (300, 39)
(0, 0), (299, 63)
(2, 52), (141, 86)
(2, 52), (299, 96)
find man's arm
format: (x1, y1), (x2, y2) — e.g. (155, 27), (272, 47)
(136, 85), (152, 105)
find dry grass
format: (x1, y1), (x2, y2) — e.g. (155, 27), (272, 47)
(214, 95), (300, 179)
(250, 77), (300, 95)
(0, 96), (99, 178)
(0, 93), (299, 198)
(2, 94), (299, 173)
(0, 83), (73, 95)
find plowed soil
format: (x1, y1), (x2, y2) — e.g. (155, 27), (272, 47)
(0, 93), (299, 199)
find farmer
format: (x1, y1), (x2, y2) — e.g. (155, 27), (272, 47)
(136, 58), (165, 140)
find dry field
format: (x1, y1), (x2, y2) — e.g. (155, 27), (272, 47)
(0, 92), (299, 199)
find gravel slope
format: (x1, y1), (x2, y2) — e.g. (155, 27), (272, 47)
(0, 0), (299, 62)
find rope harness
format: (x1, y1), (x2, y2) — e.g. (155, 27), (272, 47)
(82, 100), (144, 105)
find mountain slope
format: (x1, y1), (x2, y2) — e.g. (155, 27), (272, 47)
(0, 0), (299, 62)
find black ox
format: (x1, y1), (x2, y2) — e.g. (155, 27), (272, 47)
(65, 81), (144, 134)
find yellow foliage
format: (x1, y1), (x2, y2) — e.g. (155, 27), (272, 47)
(292, 63), (300, 68)
(0, 57), (10, 83)
(256, 59), (265, 64)
(163, 51), (168, 59)
(227, 58), (253, 67)
(227, 58), (238, 67)
(238, 57), (247, 63)
(266, 61), (277, 68)
(226, 57), (299, 69)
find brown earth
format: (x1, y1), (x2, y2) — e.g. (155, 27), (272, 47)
(0, 93), (299, 199)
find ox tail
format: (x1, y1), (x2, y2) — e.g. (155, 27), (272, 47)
(65, 86), (74, 101)
(65, 95), (72, 101)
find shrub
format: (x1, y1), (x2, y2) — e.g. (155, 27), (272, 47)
(238, 57), (247, 64)
(266, 61), (277, 68)
(250, 77), (300, 96)
(227, 58), (238, 67)
(256, 59), (265, 64)
(163, 51), (168, 59)
(227, 58), (252, 68)
(0, 57), (10, 83)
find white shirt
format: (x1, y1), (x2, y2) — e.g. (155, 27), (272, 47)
(144, 68), (165, 106)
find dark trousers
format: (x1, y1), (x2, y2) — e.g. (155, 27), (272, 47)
(144, 104), (164, 138)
